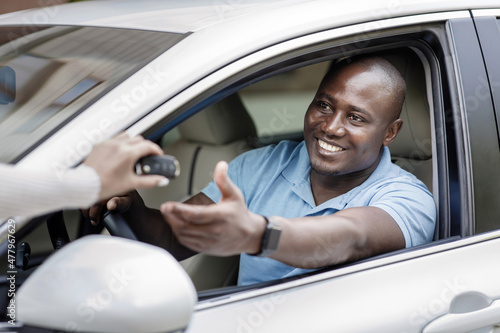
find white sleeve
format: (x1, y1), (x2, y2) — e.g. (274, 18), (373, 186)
(0, 163), (101, 219)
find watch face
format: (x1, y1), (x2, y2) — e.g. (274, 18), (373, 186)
(256, 217), (283, 257)
(266, 226), (282, 251)
(264, 218), (282, 253)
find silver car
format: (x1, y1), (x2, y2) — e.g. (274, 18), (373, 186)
(1, 0), (500, 332)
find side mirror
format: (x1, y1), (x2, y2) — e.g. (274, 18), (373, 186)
(18, 235), (197, 332)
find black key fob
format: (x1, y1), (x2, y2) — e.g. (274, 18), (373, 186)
(135, 155), (180, 179)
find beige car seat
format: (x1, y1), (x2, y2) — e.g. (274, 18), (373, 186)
(138, 93), (257, 291)
(383, 48), (434, 193)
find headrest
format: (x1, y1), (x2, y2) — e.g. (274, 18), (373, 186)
(178, 93), (257, 145)
(381, 48), (432, 159)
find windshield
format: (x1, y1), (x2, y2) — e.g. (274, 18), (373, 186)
(0, 25), (186, 163)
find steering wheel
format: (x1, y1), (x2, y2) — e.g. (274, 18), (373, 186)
(102, 210), (138, 240)
(46, 209), (138, 254)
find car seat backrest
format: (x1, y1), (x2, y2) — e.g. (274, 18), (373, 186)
(178, 93), (257, 146)
(381, 49), (433, 193)
(138, 93), (257, 209)
(177, 93), (257, 195)
(137, 93), (257, 291)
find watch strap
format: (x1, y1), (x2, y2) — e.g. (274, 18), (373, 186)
(250, 216), (282, 257)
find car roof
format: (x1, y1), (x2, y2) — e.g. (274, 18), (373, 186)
(0, 0), (498, 34)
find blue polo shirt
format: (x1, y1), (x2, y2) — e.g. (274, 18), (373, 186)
(202, 140), (436, 285)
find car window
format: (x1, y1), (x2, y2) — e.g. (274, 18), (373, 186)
(0, 25), (186, 164)
(160, 46), (438, 201)
(143, 39), (447, 293)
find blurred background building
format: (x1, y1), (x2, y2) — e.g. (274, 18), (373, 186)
(0, 0), (71, 15)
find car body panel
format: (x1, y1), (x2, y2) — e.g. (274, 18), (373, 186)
(447, 17), (500, 235)
(0, 0), (498, 33)
(189, 231), (500, 332)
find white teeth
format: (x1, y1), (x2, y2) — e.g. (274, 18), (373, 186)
(318, 140), (344, 152)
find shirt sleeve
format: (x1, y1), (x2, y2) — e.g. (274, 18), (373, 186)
(369, 180), (436, 248)
(0, 163), (101, 219)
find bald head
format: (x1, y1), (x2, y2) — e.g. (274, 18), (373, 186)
(320, 55), (406, 120)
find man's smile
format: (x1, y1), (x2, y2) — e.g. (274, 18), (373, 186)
(317, 138), (346, 153)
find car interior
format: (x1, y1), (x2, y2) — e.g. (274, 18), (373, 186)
(134, 46), (436, 291)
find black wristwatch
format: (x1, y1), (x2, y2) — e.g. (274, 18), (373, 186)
(251, 216), (282, 257)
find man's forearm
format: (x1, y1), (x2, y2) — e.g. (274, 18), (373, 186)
(266, 215), (364, 269)
(266, 207), (405, 269)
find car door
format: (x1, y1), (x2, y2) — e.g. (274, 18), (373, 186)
(125, 10), (500, 333)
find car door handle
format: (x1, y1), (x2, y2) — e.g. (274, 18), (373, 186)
(423, 299), (500, 333)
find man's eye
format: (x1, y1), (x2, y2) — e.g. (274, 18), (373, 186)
(318, 101), (331, 111)
(348, 114), (363, 122)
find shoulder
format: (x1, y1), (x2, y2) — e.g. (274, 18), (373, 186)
(361, 151), (436, 247)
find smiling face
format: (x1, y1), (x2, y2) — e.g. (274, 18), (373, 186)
(304, 57), (405, 179)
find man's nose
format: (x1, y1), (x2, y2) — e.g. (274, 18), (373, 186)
(322, 112), (346, 137)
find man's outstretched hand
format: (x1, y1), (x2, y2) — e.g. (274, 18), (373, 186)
(160, 161), (266, 256)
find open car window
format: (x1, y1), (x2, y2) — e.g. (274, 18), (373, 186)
(138, 40), (443, 295)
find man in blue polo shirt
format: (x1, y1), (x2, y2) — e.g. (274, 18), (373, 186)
(104, 55), (436, 285)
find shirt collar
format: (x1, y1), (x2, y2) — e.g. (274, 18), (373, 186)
(281, 141), (316, 207)
(281, 143), (392, 209)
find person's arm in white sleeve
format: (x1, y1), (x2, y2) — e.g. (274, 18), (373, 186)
(0, 164), (100, 219)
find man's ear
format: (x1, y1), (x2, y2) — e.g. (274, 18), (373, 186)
(383, 118), (403, 146)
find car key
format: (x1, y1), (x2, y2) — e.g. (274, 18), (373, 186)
(135, 154), (180, 179)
